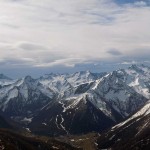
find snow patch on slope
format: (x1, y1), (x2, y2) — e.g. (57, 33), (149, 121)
(112, 101), (150, 129)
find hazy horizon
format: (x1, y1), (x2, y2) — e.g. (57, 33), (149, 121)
(0, 63), (150, 79)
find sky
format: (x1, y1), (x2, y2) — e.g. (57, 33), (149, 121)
(0, 0), (150, 78)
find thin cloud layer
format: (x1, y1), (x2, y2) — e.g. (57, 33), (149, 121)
(0, 0), (150, 77)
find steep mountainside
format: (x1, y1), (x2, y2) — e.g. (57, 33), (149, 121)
(97, 101), (150, 150)
(29, 98), (121, 136)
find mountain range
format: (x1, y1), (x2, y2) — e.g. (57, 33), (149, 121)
(0, 64), (149, 135)
(0, 64), (150, 150)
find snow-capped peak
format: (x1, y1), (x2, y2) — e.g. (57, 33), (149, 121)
(128, 64), (150, 75)
(23, 75), (35, 83)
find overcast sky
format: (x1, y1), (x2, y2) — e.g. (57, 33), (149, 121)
(0, 0), (150, 78)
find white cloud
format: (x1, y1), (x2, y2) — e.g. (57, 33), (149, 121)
(0, 0), (150, 70)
